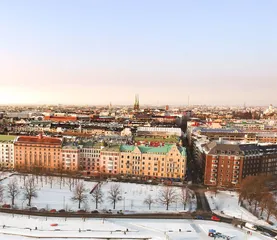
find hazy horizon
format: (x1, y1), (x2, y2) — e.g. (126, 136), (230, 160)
(0, 0), (276, 106)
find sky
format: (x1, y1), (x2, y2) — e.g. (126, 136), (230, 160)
(0, 0), (276, 106)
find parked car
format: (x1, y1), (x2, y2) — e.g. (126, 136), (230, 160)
(91, 210), (99, 214)
(39, 208), (46, 212)
(29, 207), (38, 211)
(211, 216), (220, 221)
(50, 209), (57, 213)
(58, 209), (66, 213)
(77, 209), (86, 213)
(195, 215), (204, 220)
(2, 204), (11, 208)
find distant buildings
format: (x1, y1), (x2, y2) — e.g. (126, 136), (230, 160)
(1, 134), (186, 181)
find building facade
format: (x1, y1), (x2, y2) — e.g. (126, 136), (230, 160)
(79, 142), (102, 174)
(100, 146), (120, 175)
(61, 144), (80, 172)
(0, 135), (16, 169)
(204, 142), (277, 187)
(119, 144), (186, 180)
(14, 134), (62, 172)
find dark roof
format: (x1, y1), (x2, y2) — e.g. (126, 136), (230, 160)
(207, 141), (276, 156)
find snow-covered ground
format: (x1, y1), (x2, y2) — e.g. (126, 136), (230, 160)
(0, 174), (196, 213)
(205, 190), (277, 228)
(0, 213), (273, 240)
(0, 172), (13, 181)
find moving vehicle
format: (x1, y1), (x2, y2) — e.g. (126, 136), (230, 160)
(211, 215), (220, 221)
(244, 222), (257, 231)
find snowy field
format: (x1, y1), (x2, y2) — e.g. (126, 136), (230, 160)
(0, 174), (196, 213)
(205, 190), (277, 227)
(0, 213), (273, 240)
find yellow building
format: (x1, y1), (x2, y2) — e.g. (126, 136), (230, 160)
(119, 144), (186, 180)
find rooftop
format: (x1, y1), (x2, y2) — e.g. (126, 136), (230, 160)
(16, 135), (62, 145)
(102, 144), (121, 152)
(120, 144), (186, 156)
(0, 135), (17, 142)
(134, 135), (179, 143)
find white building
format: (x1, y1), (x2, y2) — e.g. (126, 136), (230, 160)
(137, 127), (182, 137)
(0, 135), (16, 169)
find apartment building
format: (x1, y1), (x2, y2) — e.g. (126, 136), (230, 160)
(100, 145), (120, 175)
(79, 142), (102, 174)
(0, 135), (16, 169)
(61, 143), (80, 172)
(14, 134), (62, 172)
(204, 141), (277, 187)
(119, 144), (186, 180)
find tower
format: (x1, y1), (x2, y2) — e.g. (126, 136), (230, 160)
(134, 94), (140, 110)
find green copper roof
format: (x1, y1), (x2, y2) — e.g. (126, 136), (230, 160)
(0, 135), (16, 142)
(120, 145), (135, 152)
(120, 144), (186, 156)
(138, 145), (173, 154)
(179, 147), (187, 156)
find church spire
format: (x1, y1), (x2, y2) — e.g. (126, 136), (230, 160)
(134, 94), (139, 110)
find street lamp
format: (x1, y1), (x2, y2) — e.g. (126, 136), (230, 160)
(22, 199), (26, 210)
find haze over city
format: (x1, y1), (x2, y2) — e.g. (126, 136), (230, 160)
(0, 0), (276, 106)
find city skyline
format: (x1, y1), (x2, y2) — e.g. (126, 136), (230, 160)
(0, 0), (276, 106)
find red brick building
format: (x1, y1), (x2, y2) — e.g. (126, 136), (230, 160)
(204, 141), (277, 187)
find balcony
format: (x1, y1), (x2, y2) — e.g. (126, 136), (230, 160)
(233, 166), (239, 170)
(232, 180), (238, 184)
(210, 178), (216, 183)
(211, 164), (218, 168)
(212, 160), (218, 164)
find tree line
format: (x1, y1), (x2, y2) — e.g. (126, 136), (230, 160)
(238, 175), (277, 222)
(0, 175), (193, 212)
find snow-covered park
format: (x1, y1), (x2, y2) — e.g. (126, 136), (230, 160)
(205, 190), (277, 228)
(0, 173), (196, 213)
(0, 213), (272, 240)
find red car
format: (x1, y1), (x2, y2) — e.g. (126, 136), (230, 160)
(211, 216), (220, 221)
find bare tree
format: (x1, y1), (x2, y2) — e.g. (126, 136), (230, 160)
(91, 184), (104, 209)
(66, 177), (74, 191)
(158, 186), (178, 210)
(6, 178), (20, 206)
(107, 184), (121, 209)
(210, 187), (218, 198)
(0, 184), (4, 203)
(265, 193), (277, 222)
(143, 195), (155, 210)
(48, 176), (54, 188)
(23, 177), (38, 206)
(71, 182), (87, 209)
(180, 186), (190, 210)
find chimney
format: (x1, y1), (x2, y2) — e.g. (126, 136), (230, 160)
(39, 132), (43, 139)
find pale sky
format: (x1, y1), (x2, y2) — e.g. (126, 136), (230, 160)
(0, 0), (276, 106)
